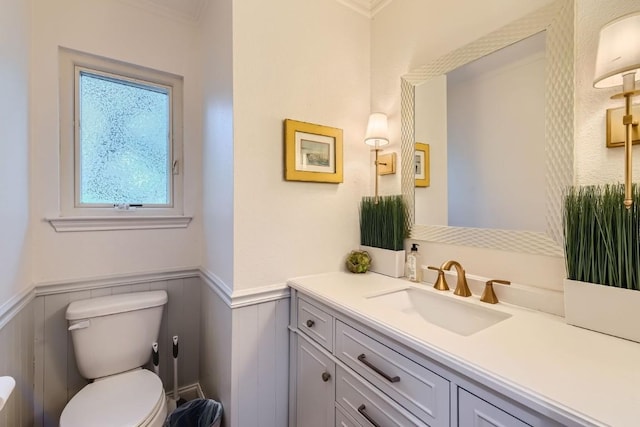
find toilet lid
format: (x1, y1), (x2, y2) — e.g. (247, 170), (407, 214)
(60, 369), (165, 427)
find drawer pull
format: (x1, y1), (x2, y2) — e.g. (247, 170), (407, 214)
(357, 354), (400, 383)
(306, 319), (315, 328)
(357, 404), (381, 427)
(321, 372), (331, 382)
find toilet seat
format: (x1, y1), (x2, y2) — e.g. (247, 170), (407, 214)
(60, 369), (166, 427)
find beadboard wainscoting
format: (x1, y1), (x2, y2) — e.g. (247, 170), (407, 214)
(33, 274), (202, 427)
(0, 299), (34, 427)
(0, 269), (291, 427)
(199, 280), (233, 425)
(230, 296), (290, 427)
(200, 273), (290, 427)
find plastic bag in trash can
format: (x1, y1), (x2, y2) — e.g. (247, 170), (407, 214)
(164, 398), (223, 427)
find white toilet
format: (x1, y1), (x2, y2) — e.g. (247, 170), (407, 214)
(60, 290), (168, 427)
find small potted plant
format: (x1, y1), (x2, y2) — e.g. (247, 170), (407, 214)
(345, 250), (371, 273)
(563, 183), (640, 342)
(359, 195), (409, 277)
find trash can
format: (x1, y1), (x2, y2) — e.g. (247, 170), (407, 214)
(164, 398), (223, 427)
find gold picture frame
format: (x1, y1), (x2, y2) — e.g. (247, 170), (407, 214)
(415, 142), (430, 187)
(284, 119), (343, 183)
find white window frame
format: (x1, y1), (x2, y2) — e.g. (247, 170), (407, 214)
(51, 48), (190, 232)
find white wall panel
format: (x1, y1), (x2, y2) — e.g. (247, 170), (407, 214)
(199, 281), (233, 427)
(230, 298), (290, 427)
(0, 301), (34, 427)
(199, 280), (290, 427)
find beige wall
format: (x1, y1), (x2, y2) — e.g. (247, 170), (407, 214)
(30, 0), (203, 285)
(200, 0), (372, 292)
(575, 0), (640, 185)
(0, 0), (31, 306)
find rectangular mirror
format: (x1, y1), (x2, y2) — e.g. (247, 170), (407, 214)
(401, 0), (574, 257)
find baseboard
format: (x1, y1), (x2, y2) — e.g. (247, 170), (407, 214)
(166, 382), (205, 401)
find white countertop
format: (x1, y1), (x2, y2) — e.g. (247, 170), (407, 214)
(288, 271), (640, 427)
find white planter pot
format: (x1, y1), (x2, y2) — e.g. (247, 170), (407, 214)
(360, 246), (405, 278)
(564, 278), (640, 343)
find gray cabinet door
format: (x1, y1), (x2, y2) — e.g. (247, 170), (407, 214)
(458, 389), (531, 427)
(297, 337), (336, 427)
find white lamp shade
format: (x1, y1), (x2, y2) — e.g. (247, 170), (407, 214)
(364, 113), (390, 147)
(594, 12), (640, 88)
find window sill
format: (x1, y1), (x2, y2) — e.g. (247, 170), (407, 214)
(46, 215), (193, 232)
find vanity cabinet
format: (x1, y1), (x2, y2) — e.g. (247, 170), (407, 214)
(458, 389), (530, 427)
(290, 289), (570, 427)
(335, 404), (361, 427)
(298, 297), (334, 352)
(295, 335), (335, 427)
(335, 320), (449, 425)
(336, 365), (428, 426)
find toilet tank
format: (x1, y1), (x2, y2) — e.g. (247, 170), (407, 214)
(66, 290), (167, 380)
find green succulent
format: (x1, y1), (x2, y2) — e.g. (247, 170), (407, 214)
(346, 250), (371, 273)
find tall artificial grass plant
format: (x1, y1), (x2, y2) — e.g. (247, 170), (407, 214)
(360, 195), (409, 251)
(563, 183), (640, 290)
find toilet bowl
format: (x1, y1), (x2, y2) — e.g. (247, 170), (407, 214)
(60, 369), (167, 427)
(60, 291), (168, 427)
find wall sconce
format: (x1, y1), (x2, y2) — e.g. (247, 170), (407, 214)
(594, 12), (640, 209)
(364, 113), (392, 203)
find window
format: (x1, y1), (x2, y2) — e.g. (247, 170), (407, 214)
(53, 48), (189, 231)
(78, 70), (171, 207)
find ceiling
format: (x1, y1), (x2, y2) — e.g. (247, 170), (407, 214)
(129, 0), (392, 23)
(125, 0), (208, 23)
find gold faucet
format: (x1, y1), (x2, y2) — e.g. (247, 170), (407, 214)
(441, 260), (471, 297)
(480, 279), (511, 304)
(427, 266), (449, 291)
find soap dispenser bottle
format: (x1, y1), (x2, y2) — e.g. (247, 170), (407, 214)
(406, 243), (422, 282)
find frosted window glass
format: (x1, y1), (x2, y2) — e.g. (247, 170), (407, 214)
(79, 72), (170, 205)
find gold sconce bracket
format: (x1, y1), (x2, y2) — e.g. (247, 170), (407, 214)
(377, 153), (396, 175)
(606, 104), (640, 148)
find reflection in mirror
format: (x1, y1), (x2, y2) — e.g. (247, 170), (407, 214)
(400, 0), (574, 257)
(415, 32), (546, 232)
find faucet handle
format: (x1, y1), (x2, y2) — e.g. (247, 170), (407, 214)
(427, 266), (449, 291)
(481, 279), (511, 304)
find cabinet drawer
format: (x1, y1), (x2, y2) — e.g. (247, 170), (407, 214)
(336, 365), (428, 427)
(458, 389), (531, 427)
(335, 320), (449, 426)
(298, 297), (334, 351)
(336, 404), (362, 427)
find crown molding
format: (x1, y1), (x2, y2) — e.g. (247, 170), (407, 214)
(336, 0), (394, 18)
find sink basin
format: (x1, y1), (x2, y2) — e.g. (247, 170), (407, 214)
(367, 288), (511, 336)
